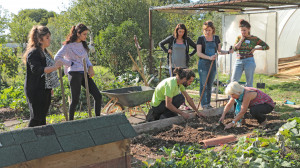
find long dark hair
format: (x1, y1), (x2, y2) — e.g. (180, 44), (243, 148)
(23, 25), (51, 63)
(173, 23), (187, 39)
(173, 67), (195, 80)
(63, 23), (89, 52)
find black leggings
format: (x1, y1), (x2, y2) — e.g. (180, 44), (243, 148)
(152, 94), (185, 120)
(68, 72), (102, 120)
(27, 89), (51, 127)
(250, 103), (274, 124)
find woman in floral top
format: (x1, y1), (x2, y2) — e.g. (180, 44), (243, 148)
(219, 82), (275, 129)
(232, 19), (269, 87)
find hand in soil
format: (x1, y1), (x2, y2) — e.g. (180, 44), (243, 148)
(196, 112), (206, 118)
(181, 112), (190, 119)
(219, 115), (225, 123)
(224, 122), (234, 130)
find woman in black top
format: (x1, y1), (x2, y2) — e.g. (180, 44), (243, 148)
(196, 21), (233, 109)
(159, 23), (196, 76)
(24, 26), (63, 127)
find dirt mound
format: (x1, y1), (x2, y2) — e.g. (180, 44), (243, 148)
(131, 112), (285, 165)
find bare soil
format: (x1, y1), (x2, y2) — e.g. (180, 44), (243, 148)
(130, 112), (285, 167)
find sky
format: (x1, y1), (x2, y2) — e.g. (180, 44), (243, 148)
(0, 0), (71, 15)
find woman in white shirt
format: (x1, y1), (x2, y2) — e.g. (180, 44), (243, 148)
(55, 23), (102, 120)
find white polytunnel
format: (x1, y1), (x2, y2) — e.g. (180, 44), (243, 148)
(220, 9), (300, 75)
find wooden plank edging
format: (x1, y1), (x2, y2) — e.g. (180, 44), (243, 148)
(133, 106), (234, 134)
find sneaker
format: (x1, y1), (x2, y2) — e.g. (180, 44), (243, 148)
(259, 119), (267, 127)
(146, 108), (155, 122)
(202, 104), (213, 110)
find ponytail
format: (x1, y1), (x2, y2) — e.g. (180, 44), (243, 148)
(63, 23), (89, 52)
(173, 67), (185, 79)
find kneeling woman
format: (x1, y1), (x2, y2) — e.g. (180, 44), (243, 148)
(146, 67), (204, 122)
(219, 82), (275, 129)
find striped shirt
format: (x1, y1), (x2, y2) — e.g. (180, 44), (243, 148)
(235, 35), (269, 57)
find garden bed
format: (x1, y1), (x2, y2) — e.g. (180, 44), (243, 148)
(130, 111), (286, 166)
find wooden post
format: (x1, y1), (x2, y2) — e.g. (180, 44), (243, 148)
(134, 35), (145, 77)
(83, 58), (92, 118)
(149, 9), (153, 74)
(128, 52), (149, 86)
(58, 68), (68, 121)
(197, 60), (214, 110)
(159, 59), (162, 82)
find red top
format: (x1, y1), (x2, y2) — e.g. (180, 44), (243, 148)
(245, 87), (275, 108)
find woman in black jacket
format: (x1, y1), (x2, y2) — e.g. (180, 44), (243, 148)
(159, 23), (196, 76)
(24, 26), (63, 127)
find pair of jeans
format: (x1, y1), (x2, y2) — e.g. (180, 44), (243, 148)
(68, 72), (102, 120)
(151, 94), (185, 120)
(232, 57), (256, 87)
(250, 103), (273, 123)
(198, 59), (216, 107)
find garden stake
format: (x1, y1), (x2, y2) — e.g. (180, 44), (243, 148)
(197, 59), (215, 110)
(159, 59), (162, 82)
(58, 68), (68, 121)
(216, 51), (219, 108)
(229, 46), (233, 82)
(83, 58), (92, 118)
(134, 35), (145, 76)
(169, 54), (173, 77)
(128, 52), (149, 86)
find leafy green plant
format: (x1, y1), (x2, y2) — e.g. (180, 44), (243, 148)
(144, 118), (300, 168)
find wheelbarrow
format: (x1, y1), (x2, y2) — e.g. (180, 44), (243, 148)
(101, 86), (155, 116)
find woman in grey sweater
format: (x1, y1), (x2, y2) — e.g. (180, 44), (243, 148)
(55, 23), (102, 120)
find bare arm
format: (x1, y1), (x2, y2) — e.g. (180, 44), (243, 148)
(197, 44), (215, 60)
(224, 92), (256, 129)
(217, 43), (234, 55)
(234, 36), (245, 50)
(219, 97), (235, 122)
(44, 61), (62, 74)
(165, 96), (190, 119)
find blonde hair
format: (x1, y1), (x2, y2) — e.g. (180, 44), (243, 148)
(225, 82), (244, 95)
(23, 25), (51, 64)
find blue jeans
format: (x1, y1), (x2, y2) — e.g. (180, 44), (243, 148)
(232, 57), (256, 87)
(198, 59), (216, 107)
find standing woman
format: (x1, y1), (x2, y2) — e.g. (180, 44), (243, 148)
(232, 19), (269, 87)
(159, 23), (196, 76)
(24, 26), (62, 127)
(197, 20), (233, 109)
(55, 23), (102, 120)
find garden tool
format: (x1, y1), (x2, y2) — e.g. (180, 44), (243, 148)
(229, 46), (233, 83)
(216, 50), (219, 107)
(83, 58), (92, 117)
(197, 59), (215, 110)
(58, 68), (68, 121)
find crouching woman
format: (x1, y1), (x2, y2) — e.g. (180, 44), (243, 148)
(219, 82), (275, 129)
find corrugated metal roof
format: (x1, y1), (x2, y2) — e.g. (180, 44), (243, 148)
(150, 0), (300, 13)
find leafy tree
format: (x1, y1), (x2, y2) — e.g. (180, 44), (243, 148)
(47, 13), (76, 54)
(18, 9), (56, 25)
(0, 8), (9, 43)
(8, 14), (36, 51)
(0, 45), (19, 89)
(95, 20), (142, 76)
